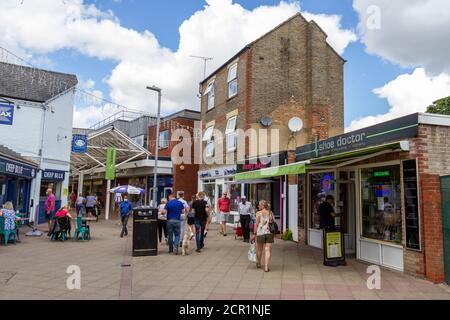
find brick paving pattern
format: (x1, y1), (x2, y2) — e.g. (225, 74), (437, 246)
(0, 219), (449, 300)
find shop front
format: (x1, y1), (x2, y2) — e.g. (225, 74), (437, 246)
(198, 165), (237, 213)
(38, 169), (66, 223)
(295, 113), (449, 278)
(0, 154), (36, 214)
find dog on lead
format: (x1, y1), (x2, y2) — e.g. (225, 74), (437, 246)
(181, 223), (192, 256)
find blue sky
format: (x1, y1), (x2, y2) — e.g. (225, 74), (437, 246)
(2, 0), (448, 129)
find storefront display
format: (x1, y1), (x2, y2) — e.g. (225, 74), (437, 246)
(403, 159), (420, 250)
(310, 172), (335, 230)
(360, 165), (402, 244)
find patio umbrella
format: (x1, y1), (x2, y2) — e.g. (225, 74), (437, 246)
(108, 185), (145, 195)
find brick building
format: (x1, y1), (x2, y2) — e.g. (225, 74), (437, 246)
(148, 109), (201, 202)
(198, 13), (345, 223)
(295, 113), (450, 283)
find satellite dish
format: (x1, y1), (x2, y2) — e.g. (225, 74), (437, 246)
(288, 117), (303, 133)
(260, 116), (273, 127)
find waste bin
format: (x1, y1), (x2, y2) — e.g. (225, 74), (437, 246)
(323, 226), (346, 267)
(132, 206), (158, 257)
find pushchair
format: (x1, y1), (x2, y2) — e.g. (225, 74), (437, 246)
(50, 216), (71, 241)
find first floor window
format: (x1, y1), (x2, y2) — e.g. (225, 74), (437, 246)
(206, 140), (215, 158)
(203, 126), (215, 158)
(226, 116), (237, 152)
(360, 165), (402, 245)
(227, 63), (238, 98)
(159, 130), (169, 149)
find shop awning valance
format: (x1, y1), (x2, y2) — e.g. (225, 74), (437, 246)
(235, 162), (307, 181)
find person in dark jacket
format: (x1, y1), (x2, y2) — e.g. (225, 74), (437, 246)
(319, 195), (336, 229)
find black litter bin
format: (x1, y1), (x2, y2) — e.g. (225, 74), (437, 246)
(132, 206), (158, 257)
(323, 226), (347, 267)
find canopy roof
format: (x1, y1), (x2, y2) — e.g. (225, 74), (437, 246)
(70, 126), (151, 176)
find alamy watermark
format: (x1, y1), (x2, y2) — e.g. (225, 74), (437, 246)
(366, 265), (381, 290)
(66, 265), (81, 290)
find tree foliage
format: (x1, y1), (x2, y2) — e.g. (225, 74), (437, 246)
(427, 96), (450, 115)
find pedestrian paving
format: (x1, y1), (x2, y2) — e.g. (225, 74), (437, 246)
(0, 219), (449, 300)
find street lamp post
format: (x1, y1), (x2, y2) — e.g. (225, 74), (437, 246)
(146, 86), (162, 208)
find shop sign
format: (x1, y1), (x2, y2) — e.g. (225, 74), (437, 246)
(323, 228), (346, 267)
(374, 170), (390, 178)
(42, 170), (66, 181)
(105, 148), (116, 180)
(149, 176), (174, 187)
(296, 113), (419, 161)
(237, 152), (288, 173)
(199, 167), (237, 179)
(72, 134), (88, 153)
(0, 103), (14, 126)
(0, 157), (36, 178)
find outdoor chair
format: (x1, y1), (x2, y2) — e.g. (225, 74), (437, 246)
(0, 216), (18, 246)
(50, 217), (70, 241)
(73, 217), (90, 241)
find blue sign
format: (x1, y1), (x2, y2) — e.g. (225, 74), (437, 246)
(0, 103), (14, 126)
(42, 170), (66, 181)
(72, 134), (88, 153)
(0, 157), (36, 179)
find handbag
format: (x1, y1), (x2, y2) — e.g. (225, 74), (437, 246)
(268, 212), (279, 234)
(248, 241), (257, 263)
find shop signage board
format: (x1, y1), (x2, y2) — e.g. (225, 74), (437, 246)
(237, 152), (288, 173)
(105, 148), (116, 180)
(0, 103), (14, 125)
(0, 156), (36, 179)
(199, 167), (237, 179)
(323, 227), (346, 266)
(71, 134), (88, 153)
(296, 113), (419, 161)
(42, 169), (66, 181)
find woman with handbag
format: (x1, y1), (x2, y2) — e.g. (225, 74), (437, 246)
(252, 200), (275, 272)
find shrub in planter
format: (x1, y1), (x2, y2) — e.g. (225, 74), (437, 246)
(282, 229), (293, 241)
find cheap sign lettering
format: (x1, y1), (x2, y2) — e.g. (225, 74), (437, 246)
(6, 163), (24, 175)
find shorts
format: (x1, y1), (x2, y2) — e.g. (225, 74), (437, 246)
(218, 212), (229, 223)
(257, 234), (274, 244)
(187, 216), (195, 226)
(45, 211), (55, 222)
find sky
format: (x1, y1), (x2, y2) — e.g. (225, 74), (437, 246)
(0, 0), (449, 131)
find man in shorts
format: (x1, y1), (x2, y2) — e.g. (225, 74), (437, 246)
(217, 191), (231, 236)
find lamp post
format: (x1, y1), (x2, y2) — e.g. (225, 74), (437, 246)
(146, 86), (162, 208)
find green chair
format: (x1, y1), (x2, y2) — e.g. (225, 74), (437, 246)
(73, 217), (90, 241)
(0, 216), (17, 246)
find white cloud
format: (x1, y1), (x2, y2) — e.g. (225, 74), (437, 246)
(0, 0), (356, 128)
(353, 0), (450, 74)
(346, 68), (450, 132)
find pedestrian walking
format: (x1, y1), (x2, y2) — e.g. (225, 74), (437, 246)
(239, 196), (253, 243)
(218, 191), (231, 236)
(119, 194), (133, 238)
(85, 193), (97, 217)
(191, 192), (209, 253)
(75, 194), (86, 217)
(158, 198), (168, 245)
(203, 194), (213, 238)
(177, 191), (189, 248)
(44, 188), (56, 236)
(164, 193), (185, 255)
(253, 200), (275, 272)
(187, 195), (197, 240)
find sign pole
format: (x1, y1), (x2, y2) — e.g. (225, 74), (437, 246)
(105, 179), (111, 221)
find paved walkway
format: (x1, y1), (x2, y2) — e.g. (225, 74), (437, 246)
(0, 219), (449, 300)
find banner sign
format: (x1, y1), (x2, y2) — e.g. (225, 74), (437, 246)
(42, 169), (66, 181)
(296, 113), (419, 161)
(237, 152), (288, 173)
(199, 166), (237, 179)
(105, 148), (116, 180)
(72, 134), (88, 153)
(0, 156), (36, 179)
(0, 103), (14, 126)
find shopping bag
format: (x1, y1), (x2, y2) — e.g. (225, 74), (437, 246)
(248, 241), (257, 263)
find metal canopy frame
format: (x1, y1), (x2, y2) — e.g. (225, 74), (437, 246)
(70, 126), (151, 176)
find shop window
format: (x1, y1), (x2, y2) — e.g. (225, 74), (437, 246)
(229, 183), (242, 212)
(360, 165), (402, 245)
(227, 63), (238, 98)
(159, 130), (169, 149)
(0, 176), (5, 206)
(226, 116), (237, 152)
(204, 81), (215, 110)
(310, 172), (335, 230)
(298, 174), (305, 229)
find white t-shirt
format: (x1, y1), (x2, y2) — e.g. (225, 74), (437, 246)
(178, 198), (188, 221)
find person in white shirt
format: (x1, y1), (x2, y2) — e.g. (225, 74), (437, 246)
(158, 198), (168, 244)
(238, 196), (254, 243)
(177, 191), (190, 247)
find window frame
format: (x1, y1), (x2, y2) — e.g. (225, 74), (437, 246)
(159, 130), (169, 150)
(225, 116), (238, 152)
(227, 63), (238, 99)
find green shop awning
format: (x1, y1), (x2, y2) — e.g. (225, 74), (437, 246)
(235, 162), (307, 181)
